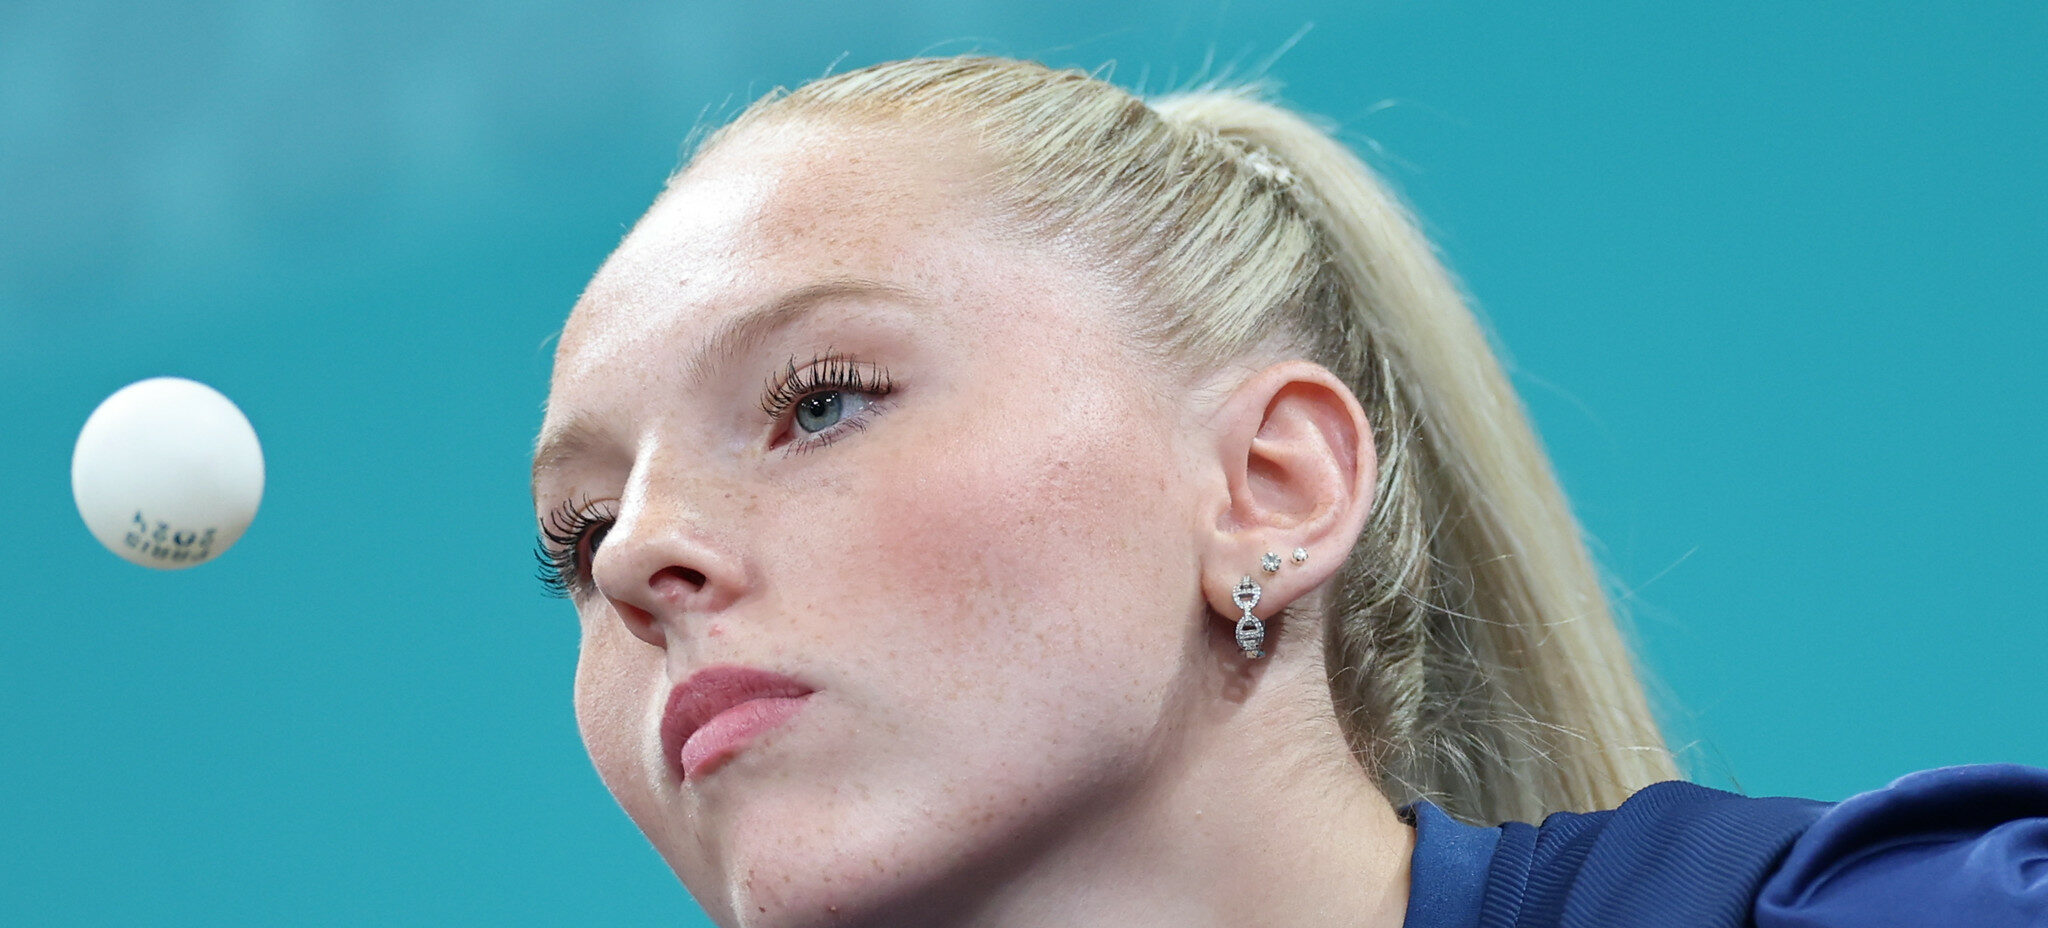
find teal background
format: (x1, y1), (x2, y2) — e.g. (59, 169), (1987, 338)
(3, 1), (2043, 923)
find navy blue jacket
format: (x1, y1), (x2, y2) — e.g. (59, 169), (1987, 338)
(1402, 764), (2048, 927)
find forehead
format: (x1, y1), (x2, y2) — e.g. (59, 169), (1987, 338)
(554, 119), (1004, 378)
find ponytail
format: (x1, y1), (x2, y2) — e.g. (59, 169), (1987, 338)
(1154, 93), (1676, 823)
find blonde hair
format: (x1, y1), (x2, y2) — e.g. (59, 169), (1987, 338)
(693, 56), (1676, 825)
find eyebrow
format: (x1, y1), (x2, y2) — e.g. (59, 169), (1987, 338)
(531, 277), (919, 497)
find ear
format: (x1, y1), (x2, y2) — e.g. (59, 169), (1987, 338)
(1199, 360), (1378, 646)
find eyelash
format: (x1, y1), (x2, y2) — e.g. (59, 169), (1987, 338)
(534, 353), (895, 598)
(535, 495), (616, 599)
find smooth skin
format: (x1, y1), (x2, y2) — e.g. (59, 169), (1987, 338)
(533, 116), (1413, 928)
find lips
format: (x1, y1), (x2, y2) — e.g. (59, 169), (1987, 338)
(661, 666), (815, 780)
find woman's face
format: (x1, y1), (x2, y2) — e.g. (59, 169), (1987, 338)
(535, 120), (1221, 925)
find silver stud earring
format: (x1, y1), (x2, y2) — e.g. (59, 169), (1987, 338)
(1261, 552), (1282, 573)
(1232, 576), (1267, 659)
(1292, 547), (1309, 565)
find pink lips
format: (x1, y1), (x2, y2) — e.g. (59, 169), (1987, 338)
(661, 666), (814, 780)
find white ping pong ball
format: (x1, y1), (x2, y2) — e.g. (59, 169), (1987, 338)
(71, 377), (265, 569)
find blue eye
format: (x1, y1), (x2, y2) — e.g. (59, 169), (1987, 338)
(762, 353), (895, 452)
(794, 390), (874, 436)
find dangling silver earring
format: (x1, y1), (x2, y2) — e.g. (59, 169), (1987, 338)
(1233, 576), (1266, 659)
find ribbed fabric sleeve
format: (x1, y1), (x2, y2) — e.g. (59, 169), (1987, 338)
(1475, 820), (1538, 928)
(1558, 782), (1828, 927)
(1463, 781), (1826, 928)
(1402, 765), (2048, 927)
(1753, 764), (2048, 928)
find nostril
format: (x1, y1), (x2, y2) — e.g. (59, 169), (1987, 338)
(650, 565), (707, 598)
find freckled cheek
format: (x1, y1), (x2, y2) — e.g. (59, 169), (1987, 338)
(839, 406), (1184, 665)
(571, 615), (663, 814)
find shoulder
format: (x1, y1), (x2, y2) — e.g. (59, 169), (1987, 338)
(1493, 779), (1830, 927)
(1754, 763), (2048, 928)
(1490, 765), (2048, 928)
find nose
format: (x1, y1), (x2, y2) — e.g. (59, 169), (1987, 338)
(588, 493), (745, 649)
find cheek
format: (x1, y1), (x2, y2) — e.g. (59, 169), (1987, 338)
(571, 611), (670, 840)
(900, 398), (1186, 637)
(708, 389), (1199, 919)
(821, 378), (1199, 761)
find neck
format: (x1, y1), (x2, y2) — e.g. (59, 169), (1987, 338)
(899, 655), (1415, 928)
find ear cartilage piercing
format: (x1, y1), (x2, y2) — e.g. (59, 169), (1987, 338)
(1232, 575), (1267, 659)
(1292, 547), (1309, 565)
(1261, 552), (1282, 573)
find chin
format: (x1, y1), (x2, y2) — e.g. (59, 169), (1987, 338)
(660, 761), (1044, 928)
(675, 800), (940, 928)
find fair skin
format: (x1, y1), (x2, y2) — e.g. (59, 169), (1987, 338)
(532, 116), (1414, 928)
